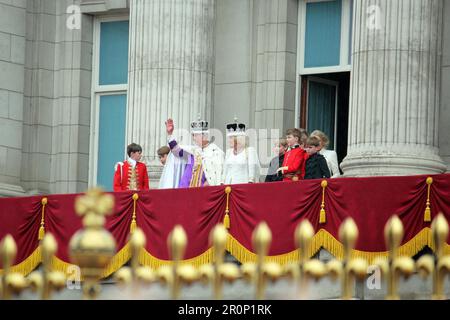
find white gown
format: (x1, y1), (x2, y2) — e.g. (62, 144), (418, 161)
(222, 147), (261, 184)
(319, 149), (341, 178)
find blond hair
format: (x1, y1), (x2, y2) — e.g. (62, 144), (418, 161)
(310, 130), (329, 148)
(306, 135), (321, 147)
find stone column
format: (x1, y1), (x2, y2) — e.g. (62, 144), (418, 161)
(126, 0), (215, 176)
(253, 0), (298, 170)
(341, 0), (447, 176)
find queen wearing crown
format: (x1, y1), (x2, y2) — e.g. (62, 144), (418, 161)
(221, 119), (260, 185)
(163, 117), (224, 188)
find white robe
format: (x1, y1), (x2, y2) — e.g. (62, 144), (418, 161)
(158, 152), (186, 189)
(166, 135), (225, 186)
(222, 147), (261, 184)
(181, 143), (225, 186)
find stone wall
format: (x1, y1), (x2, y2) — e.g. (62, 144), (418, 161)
(0, 0), (27, 196)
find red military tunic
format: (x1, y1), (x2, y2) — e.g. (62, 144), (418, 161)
(113, 160), (149, 191)
(280, 145), (308, 181)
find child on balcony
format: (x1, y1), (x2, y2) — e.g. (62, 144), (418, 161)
(304, 136), (331, 180)
(277, 128), (308, 181)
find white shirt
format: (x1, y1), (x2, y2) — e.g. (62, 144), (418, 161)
(222, 147), (260, 184)
(127, 157), (137, 168)
(319, 149), (340, 178)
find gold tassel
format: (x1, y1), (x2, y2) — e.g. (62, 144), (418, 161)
(224, 186), (232, 229)
(223, 214), (230, 229)
(424, 207), (431, 223)
(130, 193), (139, 234)
(38, 197), (48, 240)
(319, 180), (328, 224)
(424, 177), (433, 222)
(130, 219), (137, 234)
(319, 208), (326, 224)
(38, 226), (45, 241)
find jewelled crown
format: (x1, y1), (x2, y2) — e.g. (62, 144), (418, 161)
(226, 117), (246, 137)
(191, 116), (209, 134)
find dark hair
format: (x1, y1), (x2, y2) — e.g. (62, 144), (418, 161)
(127, 143), (142, 157)
(157, 146), (170, 157)
(306, 136), (321, 147)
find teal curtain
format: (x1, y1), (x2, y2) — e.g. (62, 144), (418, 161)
(307, 81), (336, 150)
(97, 95), (127, 190)
(304, 0), (342, 68)
(99, 21), (129, 85)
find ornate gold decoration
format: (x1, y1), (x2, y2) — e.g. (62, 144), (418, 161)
(241, 222), (283, 300)
(327, 218), (368, 299)
(130, 193), (139, 234)
(28, 233), (66, 299)
(189, 154), (204, 187)
(38, 197), (48, 240)
(285, 220), (327, 298)
(157, 225), (199, 299)
(374, 216), (415, 300)
(424, 177), (433, 222)
(69, 188), (116, 299)
(199, 224), (240, 299)
(319, 180), (328, 224)
(416, 213), (450, 299)
(115, 228), (154, 292)
(224, 186), (232, 229)
(128, 166), (138, 191)
(0, 235), (28, 299)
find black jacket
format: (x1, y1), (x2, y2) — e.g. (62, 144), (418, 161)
(304, 153), (331, 180)
(265, 153), (285, 182)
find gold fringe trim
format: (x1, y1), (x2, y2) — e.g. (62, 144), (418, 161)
(139, 247), (215, 269)
(2, 228), (450, 277)
(225, 228), (440, 265)
(226, 234), (300, 265)
(0, 246), (42, 276)
(48, 243), (132, 280)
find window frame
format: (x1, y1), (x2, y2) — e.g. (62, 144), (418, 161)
(89, 15), (129, 188)
(295, 0), (352, 128)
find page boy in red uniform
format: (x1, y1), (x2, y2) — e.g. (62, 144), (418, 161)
(113, 143), (149, 191)
(277, 128), (308, 181)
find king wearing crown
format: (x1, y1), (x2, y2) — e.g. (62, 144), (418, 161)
(162, 117), (224, 188)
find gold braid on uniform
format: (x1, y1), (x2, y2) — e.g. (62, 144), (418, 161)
(128, 166), (139, 190)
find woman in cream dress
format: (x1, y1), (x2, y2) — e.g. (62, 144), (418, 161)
(222, 121), (260, 184)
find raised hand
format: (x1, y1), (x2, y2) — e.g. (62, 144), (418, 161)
(166, 118), (174, 135)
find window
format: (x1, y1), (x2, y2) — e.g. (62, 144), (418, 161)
(297, 0), (353, 74)
(89, 17), (129, 191)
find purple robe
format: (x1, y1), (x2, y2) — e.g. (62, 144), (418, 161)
(179, 154), (207, 188)
(169, 140), (206, 188)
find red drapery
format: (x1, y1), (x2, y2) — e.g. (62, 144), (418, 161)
(1, 174), (449, 276)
